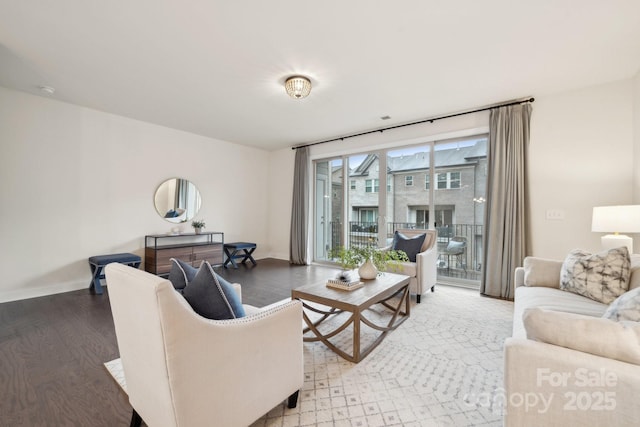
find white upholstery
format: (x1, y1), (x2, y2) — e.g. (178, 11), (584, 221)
(106, 263), (304, 427)
(384, 229), (437, 302)
(505, 256), (640, 426)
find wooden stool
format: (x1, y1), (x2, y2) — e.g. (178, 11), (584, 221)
(88, 253), (141, 294)
(223, 242), (257, 269)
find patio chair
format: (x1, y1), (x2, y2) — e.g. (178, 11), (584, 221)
(440, 236), (467, 272)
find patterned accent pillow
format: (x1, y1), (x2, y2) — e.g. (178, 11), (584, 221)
(602, 287), (640, 322)
(560, 247), (631, 304)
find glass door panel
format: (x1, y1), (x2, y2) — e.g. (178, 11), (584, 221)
(346, 153), (380, 250)
(313, 158), (343, 262)
(433, 136), (487, 287)
(386, 145), (432, 243)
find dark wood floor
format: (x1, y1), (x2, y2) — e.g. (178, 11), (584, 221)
(0, 259), (341, 427)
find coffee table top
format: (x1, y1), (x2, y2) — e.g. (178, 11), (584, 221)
(291, 271), (410, 310)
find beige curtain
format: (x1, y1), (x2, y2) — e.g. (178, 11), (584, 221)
(289, 147), (309, 265)
(481, 103), (532, 299)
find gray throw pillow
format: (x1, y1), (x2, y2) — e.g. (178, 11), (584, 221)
(392, 231), (426, 262)
(182, 261), (246, 320)
(560, 247), (631, 304)
(603, 287), (640, 322)
(168, 258), (199, 291)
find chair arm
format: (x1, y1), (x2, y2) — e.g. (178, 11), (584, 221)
(415, 247), (438, 293)
(514, 267), (525, 288)
(163, 298), (304, 426)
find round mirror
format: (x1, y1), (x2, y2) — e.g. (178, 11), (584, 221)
(154, 178), (202, 223)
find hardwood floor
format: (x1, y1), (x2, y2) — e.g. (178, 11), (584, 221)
(0, 259), (340, 427)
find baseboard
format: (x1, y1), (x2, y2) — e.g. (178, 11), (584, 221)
(0, 280), (88, 303)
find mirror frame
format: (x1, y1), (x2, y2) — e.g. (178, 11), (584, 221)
(153, 177), (202, 224)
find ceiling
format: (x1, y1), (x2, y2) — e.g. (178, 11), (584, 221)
(1, 1), (639, 151)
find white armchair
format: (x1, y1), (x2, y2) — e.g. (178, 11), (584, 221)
(385, 229), (438, 303)
(105, 263), (303, 427)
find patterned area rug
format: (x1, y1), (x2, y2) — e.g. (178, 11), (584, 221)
(104, 285), (513, 426)
(251, 285), (513, 427)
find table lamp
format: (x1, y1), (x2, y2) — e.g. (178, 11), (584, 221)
(592, 205), (640, 253)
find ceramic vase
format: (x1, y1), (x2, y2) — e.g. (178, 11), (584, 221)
(358, 258), (378, 280)
(194, 227), (202, 234)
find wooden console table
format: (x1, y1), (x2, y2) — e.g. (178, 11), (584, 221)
(144, 232), (224, 276)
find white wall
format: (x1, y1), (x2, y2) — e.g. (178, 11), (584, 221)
(634, 71), (640, 203)
(0, 87), (270, 302)
(529, 79), (635, 259)
(267, 79), (638, 263)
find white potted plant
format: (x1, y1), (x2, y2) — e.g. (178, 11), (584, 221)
(191, 219), (206, 234)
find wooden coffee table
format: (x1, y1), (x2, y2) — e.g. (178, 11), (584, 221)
(291, 272), (411, 363)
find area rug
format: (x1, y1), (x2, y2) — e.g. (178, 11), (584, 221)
(251, 285), (513, 427)
(104, 285), (513, 426)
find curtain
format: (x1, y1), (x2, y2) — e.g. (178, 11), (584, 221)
(480, 103), (532, 300)
(290, 146), (309, 265)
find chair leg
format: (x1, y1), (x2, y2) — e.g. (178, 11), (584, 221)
(431, 285), (435, 292)
(130, 409), (142, 427)
(287, 390), (300, 408)
(416, 294), (421, 304)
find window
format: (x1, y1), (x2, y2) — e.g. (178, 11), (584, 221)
(425, 174), (430, 190)
(350, 180), (356, 190)
(359, 208), (377, 223)
(436, 171), (461, 190)
(405, 175), (413, 187)
(365, 179), (379, 193)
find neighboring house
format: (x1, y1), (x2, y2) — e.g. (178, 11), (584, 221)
(343, 139), (487, 232)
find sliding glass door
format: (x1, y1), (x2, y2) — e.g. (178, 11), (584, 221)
(313, 135), (487, 288)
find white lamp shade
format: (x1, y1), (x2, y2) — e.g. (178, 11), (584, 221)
(591, 205), (640, 233)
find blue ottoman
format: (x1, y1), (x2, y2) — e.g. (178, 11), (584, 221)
(88, 253), (142, 294)
(223, 242), (257, 269)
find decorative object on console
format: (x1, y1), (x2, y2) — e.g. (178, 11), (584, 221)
(358, 258), (378, 280)
(154, 177), (202, 224)
(191, 219), (206, 234)
(592, 205), (640, 253)
(284, 75), (312, 99)
(560, 246), (631, 304)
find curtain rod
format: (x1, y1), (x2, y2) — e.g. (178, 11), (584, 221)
(291, 97), (535, 150)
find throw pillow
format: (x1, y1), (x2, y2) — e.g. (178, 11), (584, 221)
(392, 232), (426, 262)
(182, 261), (246, 320)
(560, 247), (631, 304)
(523, 257), (562, 288)
(523, 307), (640, 366)
(167, 258), (198, 292)
(602, 287), (640, 322)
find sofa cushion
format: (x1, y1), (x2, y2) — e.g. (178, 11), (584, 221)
(524, 307), (640, 365)
(523, 257), (561, 288)
(603, 287), (640, 322)
(392, 231), (426, 262)
(512, 286), (608, 338)
(167, 258), (199, 291)
(560, 247), (631, 304)
(182, 261), (246, 320)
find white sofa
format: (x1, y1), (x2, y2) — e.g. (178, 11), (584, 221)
(504, 254), (640, 426)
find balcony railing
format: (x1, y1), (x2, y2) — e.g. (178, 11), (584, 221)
(329, 221), (483, 281)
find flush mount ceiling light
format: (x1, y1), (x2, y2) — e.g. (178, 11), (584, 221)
(284, 75), (312, 99)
